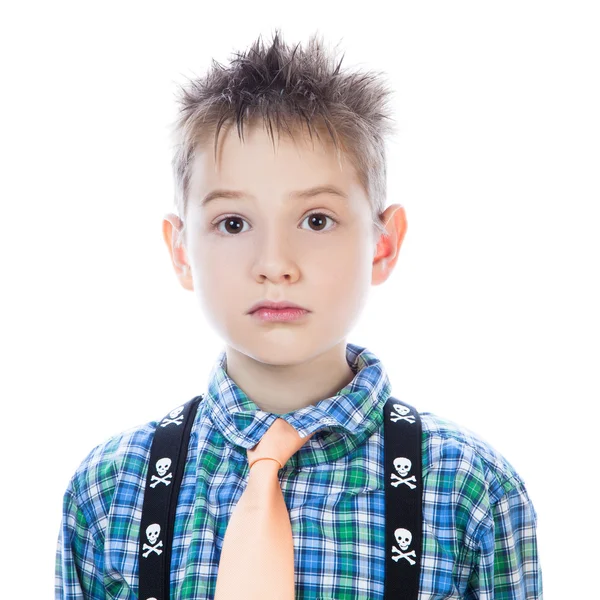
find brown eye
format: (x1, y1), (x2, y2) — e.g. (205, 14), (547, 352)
(306, 214), (327, 231)
(221, 217), (245, 235)
(212, 211), (337, 236)
(213, 216), (248, 235)
(301, 212), (336, 232)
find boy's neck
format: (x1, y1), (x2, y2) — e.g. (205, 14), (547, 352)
(223, 341), (357, 414)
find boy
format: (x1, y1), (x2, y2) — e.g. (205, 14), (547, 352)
(56, 30), (542, 599)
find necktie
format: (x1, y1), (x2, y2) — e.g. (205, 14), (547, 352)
(214, 417), (315, 600)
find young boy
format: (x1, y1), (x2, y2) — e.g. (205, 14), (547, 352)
(55, 30), (542, 599)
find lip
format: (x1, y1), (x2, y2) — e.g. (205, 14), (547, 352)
(250, 307), (310, 322)
(247, 300), (309, 314)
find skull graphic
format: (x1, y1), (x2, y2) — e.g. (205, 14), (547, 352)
(146, 523), (161, 545)
(394, 528), (412, 551)
(393, 457), (412, 477)
(156, 457), (172, 476)
(393, 404), (410, 416)
(169, 406), (184, 419)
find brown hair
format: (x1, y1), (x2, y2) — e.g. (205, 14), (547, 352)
(170, 29), (398, 244)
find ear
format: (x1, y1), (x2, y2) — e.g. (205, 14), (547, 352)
(371, 204), (407, 286)
(162, 213), (194, 291)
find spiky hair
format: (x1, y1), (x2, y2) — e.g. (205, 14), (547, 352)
(170, 29), (397, 244)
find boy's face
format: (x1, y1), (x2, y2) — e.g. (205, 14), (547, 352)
(163, 122), (406, 366)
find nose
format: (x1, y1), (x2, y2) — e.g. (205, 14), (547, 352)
(250, 226), (300, 282)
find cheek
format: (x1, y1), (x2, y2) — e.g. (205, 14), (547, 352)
(311, 245), (373, 320)
(199, 262), (241, 308)
(316, 237), (373, 288)
(186, 240), (244, 315)
(188, 233), (239, 281)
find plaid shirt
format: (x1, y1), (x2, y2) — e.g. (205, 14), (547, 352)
(56, 342), (542, 599)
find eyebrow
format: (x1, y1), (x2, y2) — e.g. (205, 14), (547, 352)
(199, 185), (349, 207)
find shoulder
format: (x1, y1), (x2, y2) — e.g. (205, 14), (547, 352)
(420, 410), (524, 498)
(65, 418), (158, 534)
(419, 411), (533, 546)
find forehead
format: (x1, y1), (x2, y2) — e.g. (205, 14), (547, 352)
(187, 121), (365, 208)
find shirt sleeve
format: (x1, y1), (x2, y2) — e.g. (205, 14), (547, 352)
(55, 483), (105, 600)
(465, 478), (543, 599)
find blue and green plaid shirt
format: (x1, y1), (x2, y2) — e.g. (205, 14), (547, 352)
(56, 342), (542, 599)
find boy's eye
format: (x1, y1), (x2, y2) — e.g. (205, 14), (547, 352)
(211, 211), (338, 236)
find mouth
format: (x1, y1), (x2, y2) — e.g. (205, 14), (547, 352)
(248, 300), (309, 314)
(249, 306), (310, 322)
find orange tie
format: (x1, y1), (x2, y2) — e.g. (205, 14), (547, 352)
(214, 418), (315, 600)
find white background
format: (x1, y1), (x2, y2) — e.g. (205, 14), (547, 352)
(1, 1), (598, 597)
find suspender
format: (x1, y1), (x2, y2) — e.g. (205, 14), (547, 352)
(138, 396), (423, 600)
(383, 398), (423, 598)
(139, 397), (202, 600)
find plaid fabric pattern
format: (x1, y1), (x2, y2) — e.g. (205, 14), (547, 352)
(56, 342), (542, 599)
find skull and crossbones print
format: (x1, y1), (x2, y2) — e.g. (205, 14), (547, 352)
(390, 456), (417, 489)
(389, 403), (416, 424)
(149, 457), (173, 488)
(142, 523), (164, 558)
(391, 527), (417, 565)
(160, 405), (184, 427)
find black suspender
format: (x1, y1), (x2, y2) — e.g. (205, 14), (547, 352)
(138, 397), (203, 600)
(138, 396), (423, 600)
(384, 398), (423, 599)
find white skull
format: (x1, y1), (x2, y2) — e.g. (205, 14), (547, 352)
(393, 404), (410, 416)
(393, 457), (412, 477)
(395, 528), (412, 551)
(169, 406), (184, 419)
(146, 523), (161, 545)
(156, 457), (172, 476)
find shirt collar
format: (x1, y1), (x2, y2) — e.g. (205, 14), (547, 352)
(203, 342), (392, 467)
